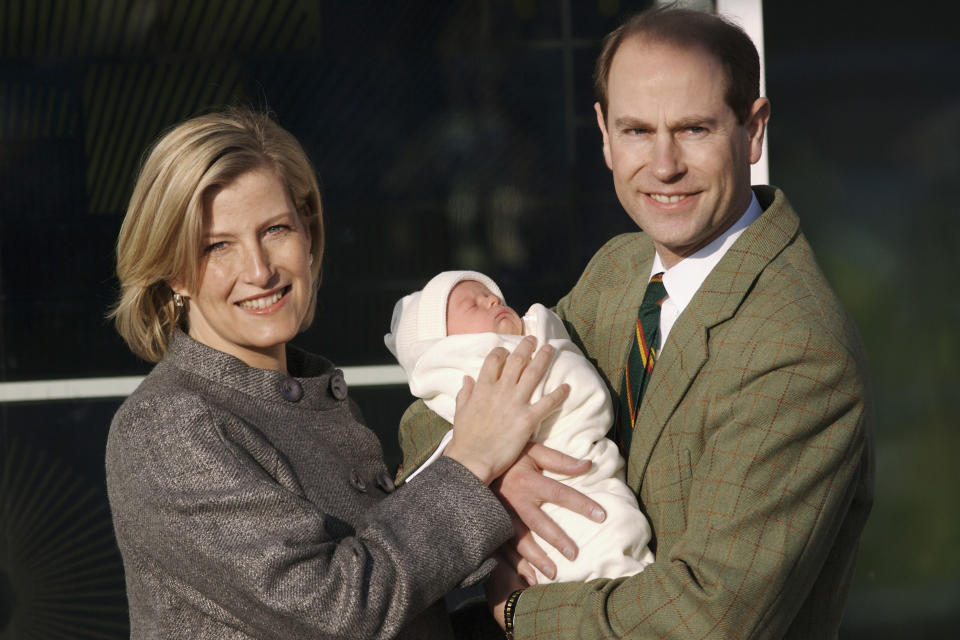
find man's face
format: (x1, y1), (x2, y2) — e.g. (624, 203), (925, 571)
(596, 38), (769, 267)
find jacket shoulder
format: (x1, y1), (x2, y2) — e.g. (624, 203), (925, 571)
(750, 230), (865, 356)
(107, 366), (228, 479)
(588, 232), (652, 278)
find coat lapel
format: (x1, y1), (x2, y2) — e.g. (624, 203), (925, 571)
(626, 187), (800, 488)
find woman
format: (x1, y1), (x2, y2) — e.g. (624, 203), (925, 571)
(106, 108), (568, 638)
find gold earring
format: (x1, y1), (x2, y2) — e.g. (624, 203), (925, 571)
(173, 293), (184, 308)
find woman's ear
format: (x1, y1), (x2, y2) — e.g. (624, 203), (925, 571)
(166, 279), (187, 298)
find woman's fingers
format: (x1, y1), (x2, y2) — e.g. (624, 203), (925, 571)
(476, 346), (509, 384)
(445, 338), (567, 485)
(498, 335), (537, 383)
(454, 375), (475, 408)
(527, 382), (569, 422)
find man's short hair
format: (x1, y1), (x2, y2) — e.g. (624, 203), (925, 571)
(594, 7), (760, 123)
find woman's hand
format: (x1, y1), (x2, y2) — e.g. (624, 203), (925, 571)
(493, 443), (606, 583)
(443, 336), (569, 486)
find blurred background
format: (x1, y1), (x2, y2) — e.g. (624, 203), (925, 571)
(0, 0), (957, 637)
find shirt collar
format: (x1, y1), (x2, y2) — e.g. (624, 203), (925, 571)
(651, 192), (763, 312)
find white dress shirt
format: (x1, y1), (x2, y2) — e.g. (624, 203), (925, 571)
(651, 193), (763, 353)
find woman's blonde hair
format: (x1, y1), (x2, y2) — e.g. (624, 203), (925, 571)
(110, 107), (324, 362)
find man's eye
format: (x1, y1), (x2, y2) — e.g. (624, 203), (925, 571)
(626, 128), (648, 135)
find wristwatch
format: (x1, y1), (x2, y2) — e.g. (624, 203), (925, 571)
(504, 588), (524, 640)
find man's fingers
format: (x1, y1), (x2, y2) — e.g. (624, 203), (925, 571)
(535, 472), (607, 524)
(513, 528), (556, 581)
(498, 536), (540, 585)
(526, 442), (593, 477)
(517, 558), (538, 586)
(513, 497), (578, 563)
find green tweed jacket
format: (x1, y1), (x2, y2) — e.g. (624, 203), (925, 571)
(397, 186), (874, 639)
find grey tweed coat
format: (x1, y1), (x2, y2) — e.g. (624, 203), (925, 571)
(106, 330), (513, 639)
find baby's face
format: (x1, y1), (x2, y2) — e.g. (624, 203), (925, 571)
(446, 281), (523, 336)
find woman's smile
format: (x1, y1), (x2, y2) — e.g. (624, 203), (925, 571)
(236, 285), (292, 312)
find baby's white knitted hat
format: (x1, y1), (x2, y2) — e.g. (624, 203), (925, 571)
(384, 270), (504, 373)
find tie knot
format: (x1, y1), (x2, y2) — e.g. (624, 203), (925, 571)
(642, 272), (667, 307)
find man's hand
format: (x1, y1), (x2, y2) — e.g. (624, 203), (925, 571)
(492, 442), (606, 582)
(484, 552), (527, 629)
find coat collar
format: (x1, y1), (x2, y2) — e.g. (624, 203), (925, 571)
(627, 186), (801, 487)
(160, 330), (342, 411)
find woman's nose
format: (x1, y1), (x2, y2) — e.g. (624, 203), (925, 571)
(242, 244), (275, 286)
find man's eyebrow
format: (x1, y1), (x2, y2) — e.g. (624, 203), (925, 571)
(671, 116), (718, 129)
(611, 115), (720, 131)
(613, 116), (650, 130)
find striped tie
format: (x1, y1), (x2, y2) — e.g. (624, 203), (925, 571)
(618, 272), (667, 456)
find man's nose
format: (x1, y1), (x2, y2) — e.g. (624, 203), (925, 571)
(650, 134), (685, 182)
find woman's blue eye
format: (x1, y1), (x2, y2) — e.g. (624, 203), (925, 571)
(204, 241), (227, 254)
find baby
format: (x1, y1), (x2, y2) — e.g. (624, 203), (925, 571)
(384, 270), (653, 583)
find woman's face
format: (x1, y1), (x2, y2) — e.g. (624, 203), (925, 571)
(173, 167), (313, 371)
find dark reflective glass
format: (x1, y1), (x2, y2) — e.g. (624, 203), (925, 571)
(2, 1), (958, 637)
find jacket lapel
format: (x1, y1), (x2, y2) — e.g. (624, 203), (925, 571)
(626, 187), (800, 488)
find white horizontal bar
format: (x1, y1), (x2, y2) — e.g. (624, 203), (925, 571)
(0, 376), (146, 402)
(340, 365), (408, 387)
(0, 365), (408, 403)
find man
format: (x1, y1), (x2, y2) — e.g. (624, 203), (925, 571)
(399, 7), (874, 638)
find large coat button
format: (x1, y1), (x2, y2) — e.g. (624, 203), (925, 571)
(375, 471), (395, 494)
(279, 378), (303, 402)
(330, 371), (348, 400)
(349, 468), (367, 492)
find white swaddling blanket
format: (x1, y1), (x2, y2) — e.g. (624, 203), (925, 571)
(405, 303), (653, 583)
